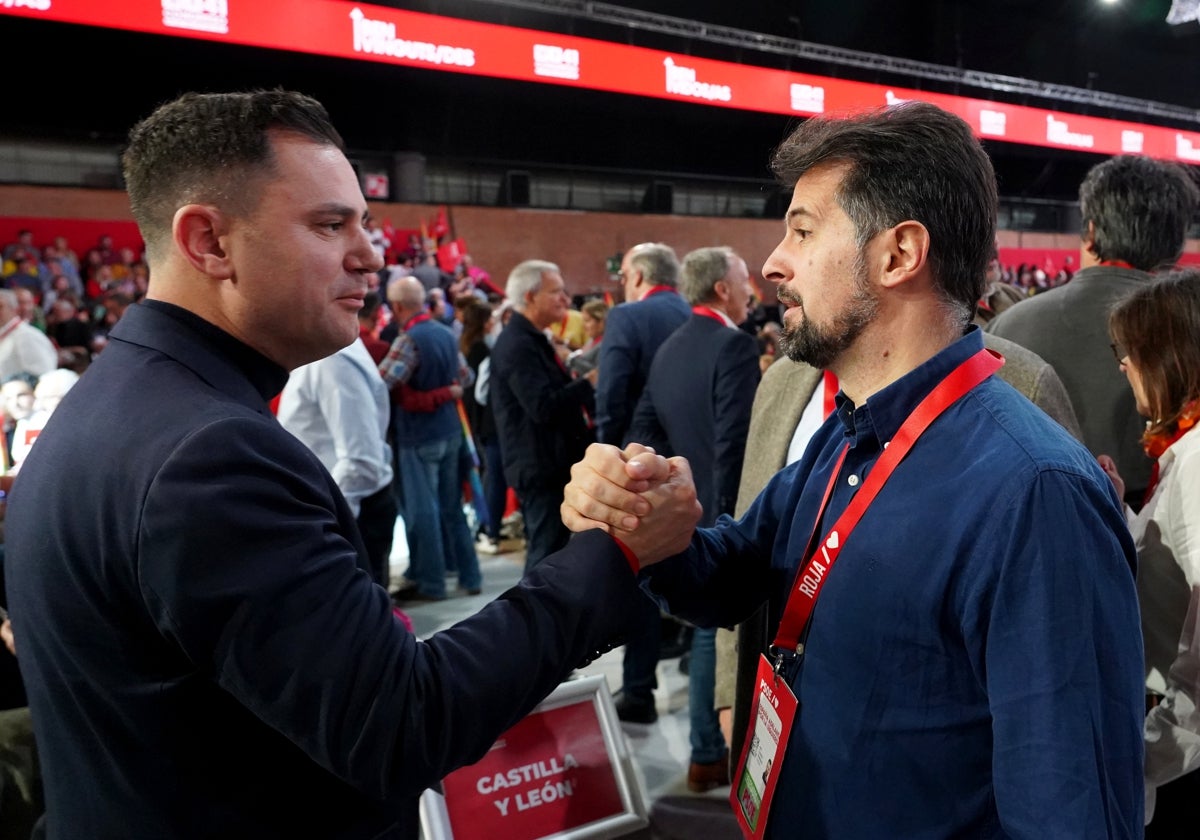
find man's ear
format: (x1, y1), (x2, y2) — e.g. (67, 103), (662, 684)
(1081, 219), (1097, 256)
(878, 220), (930, 290)
(173, 204), (234, 279)
(713, 279), (731, 303)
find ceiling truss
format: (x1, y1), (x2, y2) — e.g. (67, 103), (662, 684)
(460, 0), (1199, 125)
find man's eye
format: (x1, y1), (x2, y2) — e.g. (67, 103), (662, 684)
(791, 228), (810, 240)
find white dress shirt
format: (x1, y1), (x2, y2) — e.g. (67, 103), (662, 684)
(1133, 427), (1200, 823)
(277, 338), (393, 518)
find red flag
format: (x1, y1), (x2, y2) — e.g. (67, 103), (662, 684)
(437, 239), (463, 273)
(431, 205), (450, 240)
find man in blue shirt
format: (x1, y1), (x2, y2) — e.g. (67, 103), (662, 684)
(562, 102), (1145, 837)
(388, 275), (481, 601)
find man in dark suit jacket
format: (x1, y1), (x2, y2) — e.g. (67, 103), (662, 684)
(3, 90), (667, 840)
(595, 241), (690, 447)
(629, 246), (761, 793)
(490, 259), (597, 570)
(594, 241), (692, 724)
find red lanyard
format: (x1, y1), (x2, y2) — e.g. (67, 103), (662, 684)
(769, 348), (1003, 671)
(692, 305), (727, 325)
(402, 312), (432, 332)
(642, 285), (676, 298)
(822, 370), (839, 419)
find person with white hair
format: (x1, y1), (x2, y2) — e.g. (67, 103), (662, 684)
(0, 289), (57, 384)
(8, 368), (80, 472)
(489, 259), (597, 569)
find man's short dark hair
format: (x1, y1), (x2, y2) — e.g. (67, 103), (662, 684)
(122, 89), (344, 263)
(1079, 156), (1200, 272)
(769, 102), (998, 321)
(361, 291), (382, 320)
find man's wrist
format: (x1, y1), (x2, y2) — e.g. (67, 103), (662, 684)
(610, 534), (640, 574)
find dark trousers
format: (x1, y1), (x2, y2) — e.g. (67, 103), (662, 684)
(0, 706), (41, 840)
(356, 482), (398, 590)
(620, 593), (661, 702)
(1145, 768), (1200, 838)
(481, 439), (507, 541)
(517, 485), (569, 571)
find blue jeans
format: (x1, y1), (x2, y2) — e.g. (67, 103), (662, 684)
(688, 627), (727, 764)
(396, 434), (482, 598)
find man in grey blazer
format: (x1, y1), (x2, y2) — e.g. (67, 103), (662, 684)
(715, 330), (1083, 770)
(987, 155), (1199, 508)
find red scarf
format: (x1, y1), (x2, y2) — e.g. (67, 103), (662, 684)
(1142, 398), (1199, 504)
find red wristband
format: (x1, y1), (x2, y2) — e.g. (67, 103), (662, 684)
(610, 534), (640, 575)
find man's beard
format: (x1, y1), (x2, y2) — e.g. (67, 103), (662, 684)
(777, 252), (878, 370)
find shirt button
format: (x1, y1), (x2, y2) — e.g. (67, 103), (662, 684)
(847, 474), (860, 487)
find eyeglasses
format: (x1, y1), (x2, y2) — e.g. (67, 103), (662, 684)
(1109, 342), (1129, 363)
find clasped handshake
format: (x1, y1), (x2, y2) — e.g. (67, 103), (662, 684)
(561, 443), (704, 567)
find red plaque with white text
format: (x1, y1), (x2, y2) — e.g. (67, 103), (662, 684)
(420, 676), (648, 840)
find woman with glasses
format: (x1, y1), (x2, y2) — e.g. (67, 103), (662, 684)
(1098, 267), (1200, 837)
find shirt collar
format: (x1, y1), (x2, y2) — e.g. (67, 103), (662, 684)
(836, 325), (985, 447)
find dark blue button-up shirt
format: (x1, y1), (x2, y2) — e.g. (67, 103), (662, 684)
(645, 327), (1145, 838)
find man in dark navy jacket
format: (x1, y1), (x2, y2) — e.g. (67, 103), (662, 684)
(594, 241), (692, 724)
(628, 246), (761, 792)
(3, 90), (697, 840)
(595, 241), (689, 448)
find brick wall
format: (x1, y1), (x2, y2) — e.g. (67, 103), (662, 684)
(4, 185), (1196, 303)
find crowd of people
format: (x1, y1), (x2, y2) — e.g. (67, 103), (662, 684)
(0, 88), (1198, 840)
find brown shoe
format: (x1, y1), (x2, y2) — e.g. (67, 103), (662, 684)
(686, 757), (730, 793)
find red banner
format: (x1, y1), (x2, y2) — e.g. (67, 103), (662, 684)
(999, 248), (1200, 273)
(440, 700), (626, 840)
(0, 218), (143, 257)
(3, 1), (1198, 166)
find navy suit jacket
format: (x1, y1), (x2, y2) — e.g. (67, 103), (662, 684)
(629, 314), (761, 526)
(5, 300), (640, 839)
(594, 288), (690, 446)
